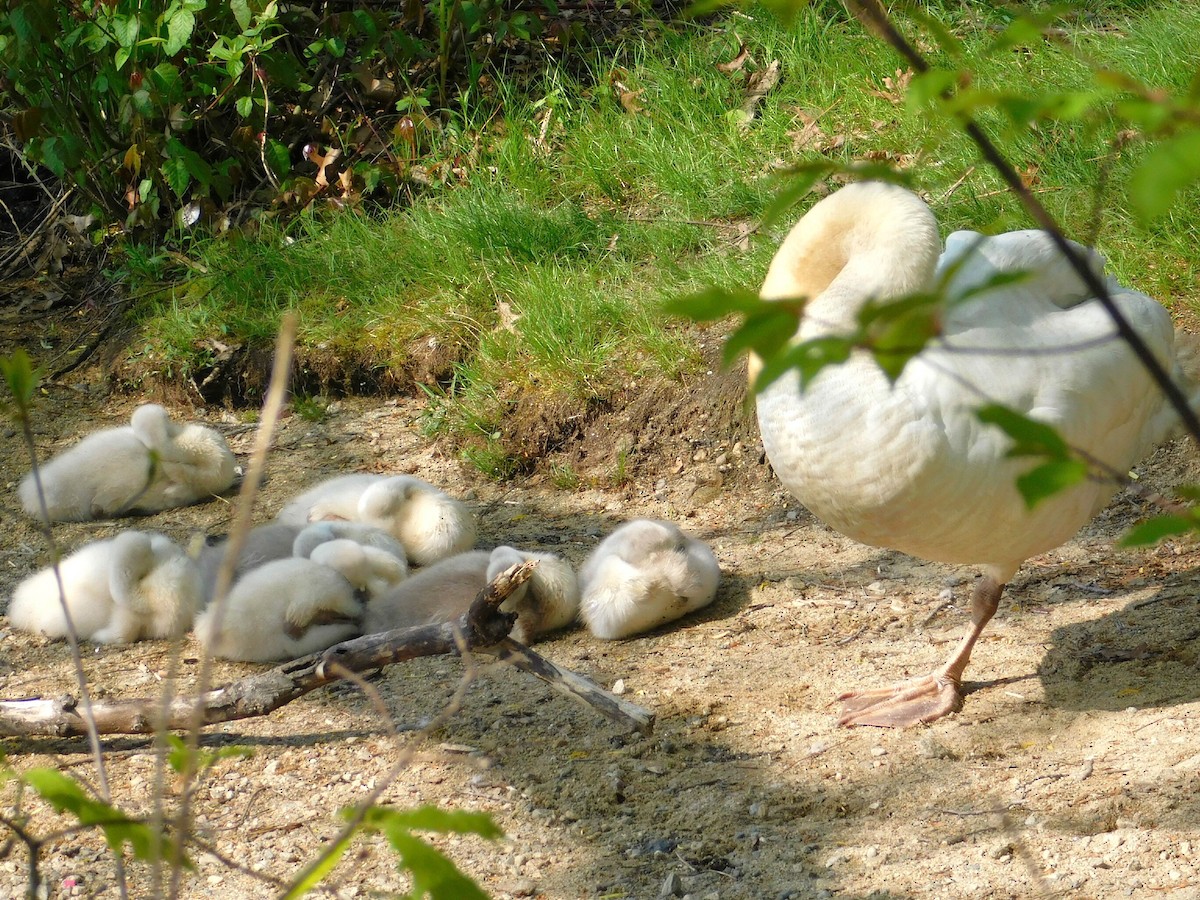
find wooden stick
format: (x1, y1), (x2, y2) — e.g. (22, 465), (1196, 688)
(480, 638), (656, 735)
(0, 563), (654, 739)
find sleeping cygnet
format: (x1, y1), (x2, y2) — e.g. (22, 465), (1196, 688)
(7, 531), (201, 644)
(19, 403), (235, 522)
(197, 520), (407, 606)
(275, 473), (475, 566)
(578, 519), (720, 639)
(364, 545), (578, 643)
(194, 540), (370, 662)
(306, 538), (407, 602)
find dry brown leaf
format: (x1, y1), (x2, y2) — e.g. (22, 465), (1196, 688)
(717, 42), (750, 74)
(618, 88), (645, 115)
(737, 59), (782, 129)
(869, 68), (914, 105)
(304, 145), (342, 189)
(496, 299), (522, 333)
(786, 108), (849, 155)
(352, 64), (396, 103)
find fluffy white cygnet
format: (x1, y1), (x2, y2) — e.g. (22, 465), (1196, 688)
(275, 473), (475, 566)
(7, 531), (201, 644)
(197, 521), (408, 607)
(364, 545), (578, 643)
(19, 403), (236, 522)
(308, 538), (407, 602)
(198, 522), (302, 606)
(194, 544), (367, 662)
(578, 519), (720, 640)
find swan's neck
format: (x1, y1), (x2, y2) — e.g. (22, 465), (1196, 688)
(759, 185), (942, 338)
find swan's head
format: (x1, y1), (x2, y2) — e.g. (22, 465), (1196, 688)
(130, 404), (179, 447)
(750, 181), (941, 384)
(109, 530), (159, 580)
(487, 546), (581, 641)
(357, 476), (421, 522)
(293, 520), (409, 568)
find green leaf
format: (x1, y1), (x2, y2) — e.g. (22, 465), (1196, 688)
(236, 95), (253, 118)
(23, 769), (164, 862)
(151, 62), (183, 104)
(907, 68), (958, 110)
(358, 806), (500, 900)
(751, 336), (852, 394)
(280, 832), (355, 900)
(363, 805), (503, 840)
(858, 293), (941, 382)
(1129, 131), (1200, 222)
(760, 163), (835, 229)
(1120, 514), (1199, 547)
(1015, 459), (1089, 509)
(388, 831), (490, 900)
(113, 13), (140, 49)
(164, 8), (195, 56)
(662, 285), (765, 322)
(0, 349), (39, 417)
(162, 154), (190, 196)
(265, 139), (291, 178)
(230, 0), (252, 30)
(723, 307), (803, 367)
(975, 404), (1070, 459)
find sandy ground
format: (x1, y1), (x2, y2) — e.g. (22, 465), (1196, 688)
(1, 374), (1199, 900)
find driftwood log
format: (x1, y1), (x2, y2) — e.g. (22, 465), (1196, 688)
(0, 562), (655, 739)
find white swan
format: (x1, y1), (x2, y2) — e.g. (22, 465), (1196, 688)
(19, 403), (236, 522)
(577, 519), (720, 640)
(753, 180), (1198, 727)
(364, 546), (579, 643)
(8, 531), (200, 644)
(198, 521), (408, 606)
(194, 543), (368, 662)
(275, 473), (476, 566)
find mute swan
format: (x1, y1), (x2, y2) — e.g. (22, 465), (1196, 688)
(364, 546), (579, 643)
(198, 521), (408, 606)
(8, 531), (200, 643)
(753, 180), (1198, 727)
(577, 519), (720, 639)
(194, 543), (367, 662)
(19, 403), (236, 522)
(276, 473), (476, 566)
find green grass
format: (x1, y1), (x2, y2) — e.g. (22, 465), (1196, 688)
(124, 0), (1200, 474)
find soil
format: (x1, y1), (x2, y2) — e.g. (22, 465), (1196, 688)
(1, 347), (1199, 900)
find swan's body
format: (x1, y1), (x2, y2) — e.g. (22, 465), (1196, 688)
(364, 546), (578, 643)
(194, 545), (366, 662)
(7, 531), (200, 644)
(578, 519), (720, 639)
(276, 474), (475, 566)
(754, 181), (1197, 726)
(19, 404), (236, 522)
(198, 521), (408, 606)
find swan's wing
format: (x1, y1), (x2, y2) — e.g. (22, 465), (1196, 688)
(939, 229), (1106, 317)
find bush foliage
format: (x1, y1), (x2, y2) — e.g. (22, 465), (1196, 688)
(0, 0), (564, 230)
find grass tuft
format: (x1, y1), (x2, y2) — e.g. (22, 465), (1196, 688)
(125, 1), (1200, 475)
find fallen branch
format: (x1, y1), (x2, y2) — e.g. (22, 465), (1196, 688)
(0, 563), (655, 739)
